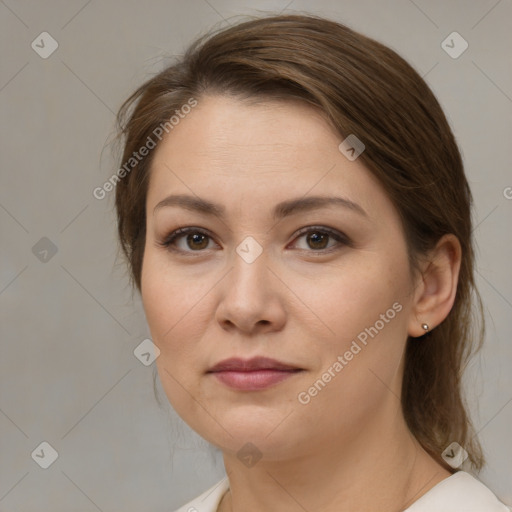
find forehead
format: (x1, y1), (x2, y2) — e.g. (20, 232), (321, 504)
(145, 94), (392, 224)
(150, 94), (338, 171)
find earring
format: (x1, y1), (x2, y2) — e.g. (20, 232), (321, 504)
(421, 323), (429, 333)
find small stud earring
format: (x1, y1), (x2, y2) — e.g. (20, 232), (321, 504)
(421, 323), (429, 332)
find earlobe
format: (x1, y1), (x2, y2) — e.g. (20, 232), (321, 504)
(407, 234), (462, 338)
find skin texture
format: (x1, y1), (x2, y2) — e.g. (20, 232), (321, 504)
(141, 95), (460, 511)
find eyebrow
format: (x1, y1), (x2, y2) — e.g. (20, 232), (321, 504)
(153, 194), (368, 220)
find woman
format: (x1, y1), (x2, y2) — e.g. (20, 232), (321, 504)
(114, 13), (510, 512)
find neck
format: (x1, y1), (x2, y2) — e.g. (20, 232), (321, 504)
(218, 402), (451, 512)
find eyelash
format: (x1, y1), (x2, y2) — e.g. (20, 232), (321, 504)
(157, 225), (351, 255)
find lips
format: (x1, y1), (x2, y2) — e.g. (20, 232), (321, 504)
(207, 356), (302, 373)
(207, 357), (304, 391)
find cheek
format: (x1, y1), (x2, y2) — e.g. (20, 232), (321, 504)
(294, 277), (409, 438)
(141, 248), (196, 369)
(140, 247), (218, 395)
(141, 247), (205, 341)
(295, 252), (410, 347)
(141, 252), (204, 419)
(293, 249), (411, 401)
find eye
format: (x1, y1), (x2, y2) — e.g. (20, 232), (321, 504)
(157, 226), (350, 254)
(158, 227), (217, 253)
(290, 226), (349, 253)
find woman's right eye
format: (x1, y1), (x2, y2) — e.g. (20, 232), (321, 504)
(158, 227), (218, 253)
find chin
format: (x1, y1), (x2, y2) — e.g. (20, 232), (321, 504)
(192, 405), (300, 455)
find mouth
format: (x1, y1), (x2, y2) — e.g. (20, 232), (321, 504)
(206, 357), (304, 391)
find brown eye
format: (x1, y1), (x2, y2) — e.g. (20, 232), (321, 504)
(159, 228), (217, 253)
(185, 232), (210, 250)
(305, 231), (330, 250)
(159, 225), (350, 255)
(291, 226), (349, 253)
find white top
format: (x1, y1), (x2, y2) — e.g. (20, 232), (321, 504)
(173, 471), (511, 512)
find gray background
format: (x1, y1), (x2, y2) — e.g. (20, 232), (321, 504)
(1, 0), (511, 510)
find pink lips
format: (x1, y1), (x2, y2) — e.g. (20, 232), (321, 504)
(207, 357), (303, 391)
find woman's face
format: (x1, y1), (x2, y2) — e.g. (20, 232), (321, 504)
(141, 94), (419, 460)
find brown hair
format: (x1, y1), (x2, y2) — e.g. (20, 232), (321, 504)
(114, 13), (485, 471)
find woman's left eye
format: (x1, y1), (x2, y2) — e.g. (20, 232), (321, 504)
(158, 226), (349, 254)
(291, 227), (348, 252)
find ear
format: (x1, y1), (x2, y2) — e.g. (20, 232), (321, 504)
(407, 234), (462, 338)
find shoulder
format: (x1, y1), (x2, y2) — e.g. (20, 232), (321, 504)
(172, 477), (230, 512)
(405, 471), (511, 512)
(171, 472), (511, 512)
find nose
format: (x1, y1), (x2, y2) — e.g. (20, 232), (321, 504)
(215, 245), (287, 335)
